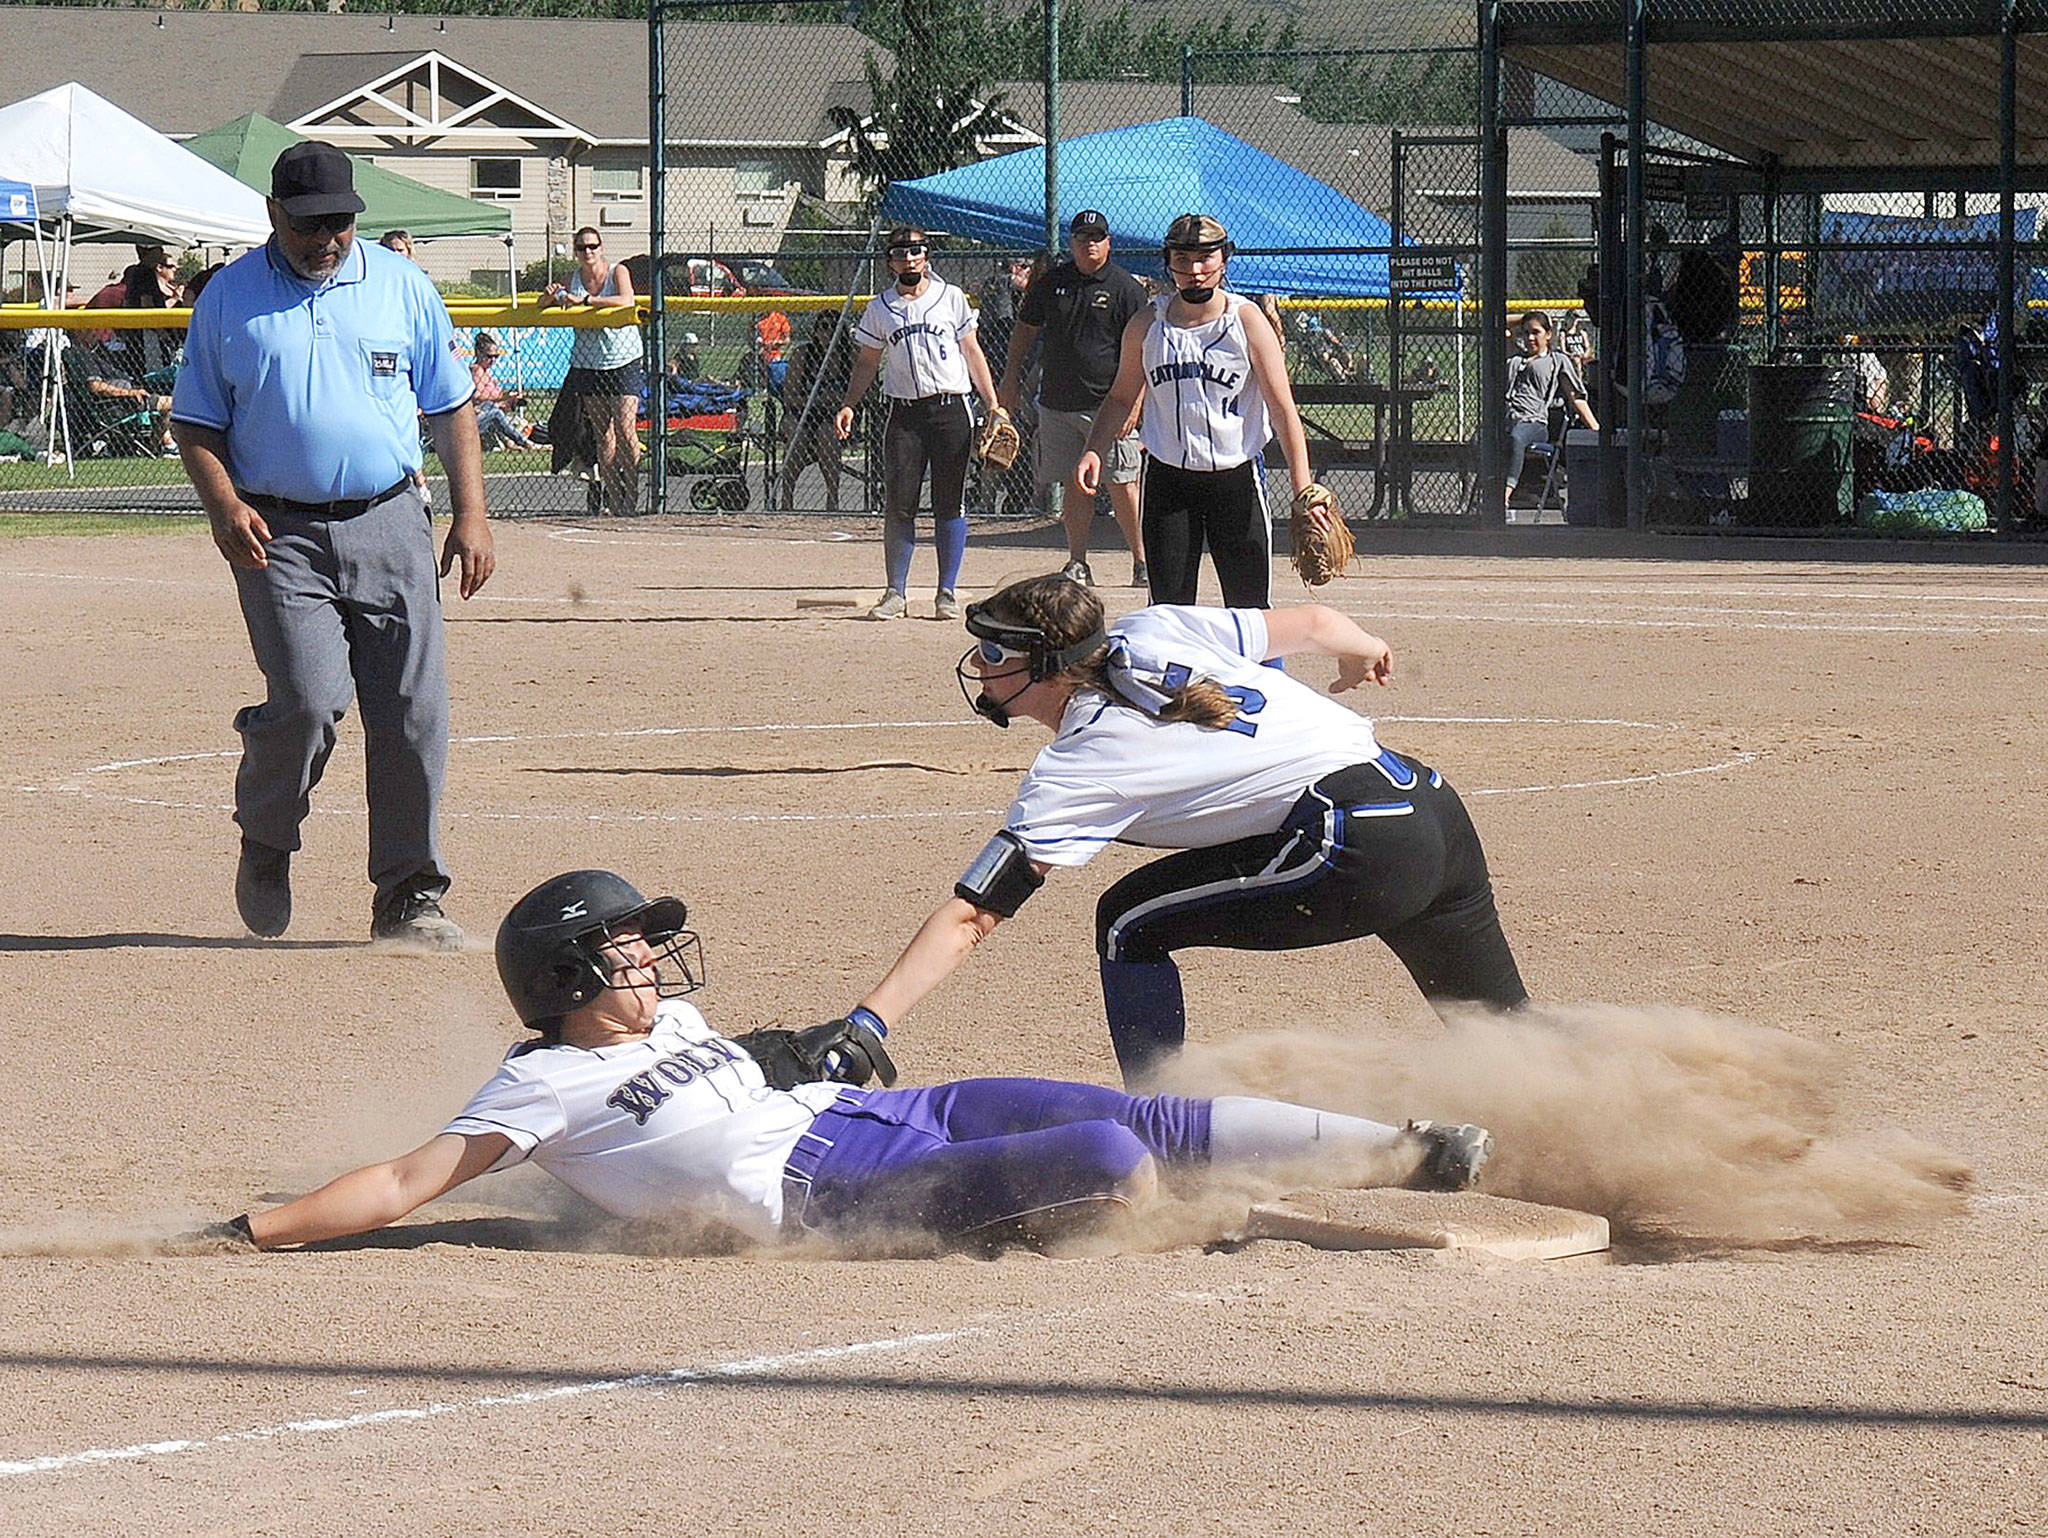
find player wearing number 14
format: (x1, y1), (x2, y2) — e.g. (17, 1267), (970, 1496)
(846, 573), (1530, 1086)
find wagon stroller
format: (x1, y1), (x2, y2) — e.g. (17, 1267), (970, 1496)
(648, 377), (756, 510)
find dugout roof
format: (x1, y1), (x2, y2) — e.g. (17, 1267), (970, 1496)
(1496, 0), (2048, 176)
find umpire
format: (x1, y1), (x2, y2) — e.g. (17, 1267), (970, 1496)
(171, 142), (494, 951)
(999, 209), (1150, 588)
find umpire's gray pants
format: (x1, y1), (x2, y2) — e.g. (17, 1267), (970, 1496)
(231, 487), (449, 908)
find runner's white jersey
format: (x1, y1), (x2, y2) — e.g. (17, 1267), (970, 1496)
(854, 277), (977, 400)
(442, 998), (843, 1243)
(1001, 605), (1383, 866)
(1138, 293), (1271, 471)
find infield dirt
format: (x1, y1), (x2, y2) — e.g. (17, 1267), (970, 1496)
(0, 520), (2041, 1536)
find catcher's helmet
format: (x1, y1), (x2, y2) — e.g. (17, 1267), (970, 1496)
(495, 869), (703, 1029)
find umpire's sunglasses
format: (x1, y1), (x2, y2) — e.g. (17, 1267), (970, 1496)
(887, 242), (928, 257)
(285, 211), (356, 237)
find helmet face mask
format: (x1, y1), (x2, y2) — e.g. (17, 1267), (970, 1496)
(954, 598), (1105, 727)
(496, 870), (705, 1033)
(1161, 213), (1232, 303)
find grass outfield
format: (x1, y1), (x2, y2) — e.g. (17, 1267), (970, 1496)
(0, 512), (198, 537)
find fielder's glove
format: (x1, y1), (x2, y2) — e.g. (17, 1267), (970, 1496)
(734, 1015), (897, 1091)
(973, 406), (1022, 471)
(1287, 481), (1355, 587)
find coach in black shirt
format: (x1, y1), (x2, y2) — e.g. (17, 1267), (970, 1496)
(1000, 210), (1150, 587)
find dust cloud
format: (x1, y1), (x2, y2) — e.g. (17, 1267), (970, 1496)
(1150, 1002), (1974, 1250)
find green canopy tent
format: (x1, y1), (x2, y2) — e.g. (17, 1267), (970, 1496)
(181, 113), (511, 244)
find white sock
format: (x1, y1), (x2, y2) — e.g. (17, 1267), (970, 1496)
(1207, 1095), (1409, 1166)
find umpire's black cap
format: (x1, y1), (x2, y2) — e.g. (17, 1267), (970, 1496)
(271, 142), (366, 218)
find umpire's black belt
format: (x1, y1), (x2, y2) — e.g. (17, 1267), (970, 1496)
(238, 476), (414, 521)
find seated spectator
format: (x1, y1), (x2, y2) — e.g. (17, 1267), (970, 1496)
(1843, 332), (1889, 413)
(469, 330), (536, 451)
(1504, 310), (1597, 514)
(59, 344), (172, 457)
(669, 332), (704, 383)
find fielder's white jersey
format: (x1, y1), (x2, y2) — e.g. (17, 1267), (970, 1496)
(1138, 293), (1272, 471)
(442, 998), (844, 1243)
(1001, 605), (1383, 866)
(854, 277), (977, 400)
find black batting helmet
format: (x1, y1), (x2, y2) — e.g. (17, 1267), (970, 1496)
(495, 869), (703, 1030)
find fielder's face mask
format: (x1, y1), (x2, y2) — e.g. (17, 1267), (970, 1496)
(955, 600), (1106, 728)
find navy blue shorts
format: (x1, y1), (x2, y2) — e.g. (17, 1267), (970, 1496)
(783, 1077), (1210, 1241)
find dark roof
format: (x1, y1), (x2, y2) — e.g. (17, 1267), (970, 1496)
(1497, 0), (2047, 172)
(0, 6), (887, 146)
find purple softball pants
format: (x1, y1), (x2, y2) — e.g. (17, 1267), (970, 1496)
(782, 1077), (1212, 1241)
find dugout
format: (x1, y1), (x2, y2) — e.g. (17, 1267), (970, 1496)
(1480, 0), (2048, 535)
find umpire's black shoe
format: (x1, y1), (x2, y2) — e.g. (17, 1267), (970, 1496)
(371, 882), (465, 953)
(235, 838), (292, 938)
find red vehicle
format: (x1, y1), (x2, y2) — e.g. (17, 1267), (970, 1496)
(625, 254), (814, 299)
(624, 253), (747, 298)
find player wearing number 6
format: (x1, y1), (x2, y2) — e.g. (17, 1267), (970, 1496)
(847, 573), (1529, 1085)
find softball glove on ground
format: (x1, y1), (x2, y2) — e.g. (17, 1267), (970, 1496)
(1288, 482), (1355, 587)
(973, 406), (1022, 471)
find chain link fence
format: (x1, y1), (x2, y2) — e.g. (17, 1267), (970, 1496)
(649, 0), (1508, 522)
(13, 0), (2039, 538)
(1492, 0), (2048, 535)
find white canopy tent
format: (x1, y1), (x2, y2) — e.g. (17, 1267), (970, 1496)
(0, 83), (270, 468)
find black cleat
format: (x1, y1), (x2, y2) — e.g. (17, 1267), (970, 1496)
(235, 838), (292, 938)
(371, 884), (465, 952)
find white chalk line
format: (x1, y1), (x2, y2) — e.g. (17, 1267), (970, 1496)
(0, 1324), (986, 1481)
(8, 556), (2048, 634)
(20, 714), (1757, 823)
(1353, 606), (2048, 638)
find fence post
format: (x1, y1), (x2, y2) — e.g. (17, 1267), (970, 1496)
(1624, 0), (1647, 531)
(1478, 1), (1507, 524)
(648, 0), (667, 514)
(1997, 0), (2017, 534)
(1045, 0), (1061, 255)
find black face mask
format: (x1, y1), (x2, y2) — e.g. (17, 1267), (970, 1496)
(1177, 284), (1215, 303)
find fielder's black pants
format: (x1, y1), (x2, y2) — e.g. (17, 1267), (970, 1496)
(1140, 456), (1271, 608)
(881, 393), (974, 594)
(1095, 752), (1527, 1077)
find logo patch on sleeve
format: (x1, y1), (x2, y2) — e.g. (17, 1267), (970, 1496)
(370, 350), (399, 377)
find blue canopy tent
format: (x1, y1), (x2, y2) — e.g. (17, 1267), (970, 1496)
(884, 117), (1440, 299)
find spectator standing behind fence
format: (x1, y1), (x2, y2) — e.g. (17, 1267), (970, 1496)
(469, 331), (537, 451)
(1002, 210), (1150, 589)
(834, 226), (999, 622)
(169, 141), (494, 952)
(781, 311), (852, 512)
(544, 226), (644, 516)
(1503, 311), (1598, 520)
(1079, 213), (1311, 610)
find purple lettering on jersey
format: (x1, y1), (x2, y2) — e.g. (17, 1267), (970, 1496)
(607, 1040), (746, 1123)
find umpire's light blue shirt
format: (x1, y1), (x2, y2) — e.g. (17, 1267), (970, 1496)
(171, 237), (472, 502)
